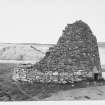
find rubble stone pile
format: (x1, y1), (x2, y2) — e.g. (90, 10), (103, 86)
(13, 20), (102, 83)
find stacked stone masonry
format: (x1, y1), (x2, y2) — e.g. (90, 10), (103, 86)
(12, 63), (93, 84)
(12, 20), (102, 84)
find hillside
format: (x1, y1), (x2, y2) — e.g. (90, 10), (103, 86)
(0, 43), (104, 65)
(0, 43), (53, 62)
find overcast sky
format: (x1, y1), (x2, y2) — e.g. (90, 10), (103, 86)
(0, 0), (105, 44)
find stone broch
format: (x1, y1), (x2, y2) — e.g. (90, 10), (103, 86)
(13, 20), (102, 83)
(35, 20), (101, 73)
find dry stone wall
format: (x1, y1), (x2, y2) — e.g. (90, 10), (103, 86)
(12, 63), (93, 84)
(35, 20), (101, 73)
(12, 20), (102, 84)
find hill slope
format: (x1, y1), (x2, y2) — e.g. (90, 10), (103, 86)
(0, 43), (104, 65)
(0, 43), (53, 62)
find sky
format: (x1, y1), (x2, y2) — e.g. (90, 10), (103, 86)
(0, 0), (105, 44)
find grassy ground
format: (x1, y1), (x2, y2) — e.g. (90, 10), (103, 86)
(0, 63), (105, 101)
(0, 63), (30, 101)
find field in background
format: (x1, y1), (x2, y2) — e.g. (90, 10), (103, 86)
(0, 42), (104, 65)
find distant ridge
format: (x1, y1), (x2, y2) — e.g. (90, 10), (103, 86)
(0, 42), (105, 47)
(0, 43), (55, 46)
(0, 42), (104, 62)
